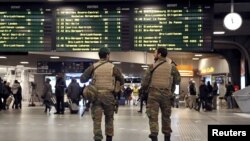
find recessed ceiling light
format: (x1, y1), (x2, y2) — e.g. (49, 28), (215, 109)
(48, 0), (63, 1)
(194, 54), (203, 57)
(112, 62), (121, 64)
(50, 56), (60, 59)
(213, 31), (225, 35)
(112, 62), (121, 65)
(192, 58), (200, 61)
(0, 56), (7, 59)
(141, 65), (149, 68)
(20, 61), (29, 64)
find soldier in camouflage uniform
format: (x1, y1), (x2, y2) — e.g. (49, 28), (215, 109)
(80, 47), (124, 141)
(141, 47), (181, 141)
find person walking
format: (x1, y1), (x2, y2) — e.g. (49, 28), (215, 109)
(67, 78), (81, 105)
(132, 85), (139, 106)
(2, 81), (11, 110)
(138, 87), (148, 113)
(225, 82), (234, 109)
(188, 81), (197, 109)
(54, 72), (66, 114)
(197, 80), (208, 111)
(80, 47), (124, 141)
(11, 80), (21, 109)
(0, 78), (3, 111)
(42, 78), (52, 113)
(124, 86), (132, 105)
(212, 82), (218, 110)
(141, 47), (181, 141)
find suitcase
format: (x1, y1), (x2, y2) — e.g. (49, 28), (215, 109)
(68, 99), (79, 114)
(206, 103), (212, 111)
(119, 97), (125, 105)
(6, 95), (14, 106)
(50, 97), (56, 106)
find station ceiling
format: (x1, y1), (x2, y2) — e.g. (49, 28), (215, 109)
(0, 0), (248, 70)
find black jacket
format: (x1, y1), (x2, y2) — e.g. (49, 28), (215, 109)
(225, 84), (234, 97)
(55, 77), (66, 96)
(189, 84), (196, 95)
(199, 84), (208, 98)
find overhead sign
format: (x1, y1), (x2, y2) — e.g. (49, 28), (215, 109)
(0, 1), (213, 52)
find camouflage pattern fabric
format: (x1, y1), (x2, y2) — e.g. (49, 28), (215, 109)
(91, 92), (115, 140)
(80, 59), (124, 141)
(142, 57), (181, 137)
(146, 88), (172, 136)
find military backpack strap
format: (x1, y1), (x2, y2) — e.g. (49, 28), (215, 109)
(90, 61), (108, 77)
(148, 60), (166, 86)
(150, 60), (166, 74)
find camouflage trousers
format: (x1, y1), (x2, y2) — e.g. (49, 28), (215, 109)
(91, 93), (115, 140)
(146, 88), (172, 136)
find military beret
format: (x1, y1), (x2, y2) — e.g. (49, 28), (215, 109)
(99, 47), (110, 54)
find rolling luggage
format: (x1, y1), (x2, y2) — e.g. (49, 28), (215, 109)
(6, 95), (14, 107)
(206, 96), (213, 111)
(119, 97), (125, 105)
(68, 99), (79, 114)
(50, 96), (56, 106)
(206, 102), (212, 111)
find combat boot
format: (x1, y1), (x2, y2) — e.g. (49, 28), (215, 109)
(149, 135), (158, 141)
(164, 135), (171, 141)
(106, 136), (112, 141)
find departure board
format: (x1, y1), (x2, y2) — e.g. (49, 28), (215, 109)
(56, 5), (130, 51)
(134, 3), (212, 51)
(0, 1), (213, 52)
(0, 5), (52, 51)
(37, 61), (92, 74)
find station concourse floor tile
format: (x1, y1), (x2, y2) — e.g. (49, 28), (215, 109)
(0, 105), (250, 141)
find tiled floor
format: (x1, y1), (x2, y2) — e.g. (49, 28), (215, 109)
(0, 103), (250, 141)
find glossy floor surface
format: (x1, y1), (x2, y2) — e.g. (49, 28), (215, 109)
(1, 103), (250, 141)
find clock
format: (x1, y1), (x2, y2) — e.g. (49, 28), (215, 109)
(223, 12), (242, 30)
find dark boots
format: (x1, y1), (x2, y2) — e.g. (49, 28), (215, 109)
(106, 136), (112, 141)
(149, 135), (158, 141)
(165, 135), (171, 141)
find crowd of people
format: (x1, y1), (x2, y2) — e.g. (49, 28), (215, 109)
(0, 46), (239, 141)
(184, 80), (235, 111)
(0, 78), (22, 111)
(41, 75), (83, 114)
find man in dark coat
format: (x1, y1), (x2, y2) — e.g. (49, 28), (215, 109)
(225, 82), (234, 109)
(67, 78), (80, 105)
(54, 72), (66, 114)
(197, 80), (208, 111)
